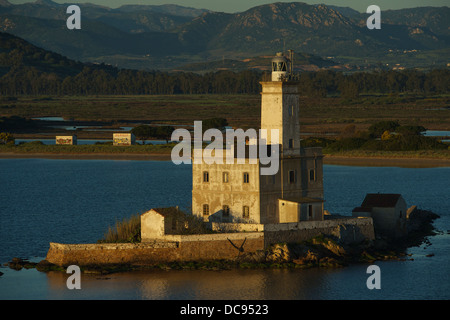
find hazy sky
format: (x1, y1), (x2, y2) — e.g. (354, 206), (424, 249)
(8, 0), (449, 13)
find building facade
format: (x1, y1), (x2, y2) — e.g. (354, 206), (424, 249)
(113, 133), (135, 146)
(56, 135), (77, 145)
(352, 193), (408, 238)
(192, 52), (324, 224)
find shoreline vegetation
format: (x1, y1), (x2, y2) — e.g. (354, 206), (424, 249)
(1, 145), (449, 167)
(1, 115), (449, 166)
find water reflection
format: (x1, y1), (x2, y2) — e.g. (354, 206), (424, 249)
(40, 268), (355, 300)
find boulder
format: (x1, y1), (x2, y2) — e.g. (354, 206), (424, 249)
(266, 243), (291, 262)
(311, 237), (346, 256)
(293, 250), (320, 266)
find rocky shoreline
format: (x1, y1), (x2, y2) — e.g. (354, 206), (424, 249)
(3, 209), (441, 275)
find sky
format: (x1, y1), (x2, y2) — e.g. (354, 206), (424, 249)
(7, 0), (450, 13)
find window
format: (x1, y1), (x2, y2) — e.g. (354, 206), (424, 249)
(203, 171), (209, 183)
(223, 205), (230, 217)
(203, 204), (209, 216)
(243, 172), (249, 184)
(273, 62), (287, 72)
(308, 205), (313, 219)
(288, 105), (294, 116)
(272, 62), (277, 72)
(243, 206), (250, 219)
(223, 172), (229, 183)
(289, 139), (293, 149)
(309, 169), (316, 182)
(289, 170), (296, 184)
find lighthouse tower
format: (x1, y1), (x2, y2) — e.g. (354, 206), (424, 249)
(192, 51), (324, 224)
(258, 51), (324, 223)
(261, 51), (301, 157)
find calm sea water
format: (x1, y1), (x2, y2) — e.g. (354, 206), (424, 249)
(0, 159), (449, 300)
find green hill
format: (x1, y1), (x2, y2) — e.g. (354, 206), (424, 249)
(0, 31), (84, 77)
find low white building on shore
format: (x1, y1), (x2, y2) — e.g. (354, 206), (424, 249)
(113, 133), (135, 146)
(56, 135), (77, 145)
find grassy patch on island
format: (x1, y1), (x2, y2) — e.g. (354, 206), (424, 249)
(0, 141), (175, 154)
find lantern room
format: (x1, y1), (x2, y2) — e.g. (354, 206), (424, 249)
(271, 51), (293, 81)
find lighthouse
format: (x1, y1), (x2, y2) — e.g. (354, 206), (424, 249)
(191, 51), (324, 224)
(261, 51), (301, 156)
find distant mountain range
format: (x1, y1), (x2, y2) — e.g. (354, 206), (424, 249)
(0, 0), (448, 71)
(1, 30), (449, 98)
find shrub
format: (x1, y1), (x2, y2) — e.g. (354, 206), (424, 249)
(361, 134), (447, 151)
(368, 121), (400, 138)
(301, 137), (335, 148)
(0, 132), (14, 144)
(396, 125), (426, 136)
(381, 130), (393, 141)
(98, 214), (141, 243)
(131, 125), (156, 144)
(326, 137), (368, 151)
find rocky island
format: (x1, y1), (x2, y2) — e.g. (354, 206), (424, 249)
(4, 208), (440, 274)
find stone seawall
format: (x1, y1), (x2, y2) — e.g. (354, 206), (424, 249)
(46, 234), (265, 267)
(264, 217), (375, 247)
(46, 242), (181, 266)
(45, 218), (374, 267)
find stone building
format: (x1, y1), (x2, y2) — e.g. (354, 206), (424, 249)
(352, 193), (408, 238)
(141, 208), (189, 239)
(56, 135), (77, 145)
(113, 133), (135, 146)
(192, 52), (324, 224)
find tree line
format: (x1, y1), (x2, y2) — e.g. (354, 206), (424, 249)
(1, 32), (448, 96)
(0, 64), (449, 96)
(130, 118), (228, 144)
(302, 120), (449, 152)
